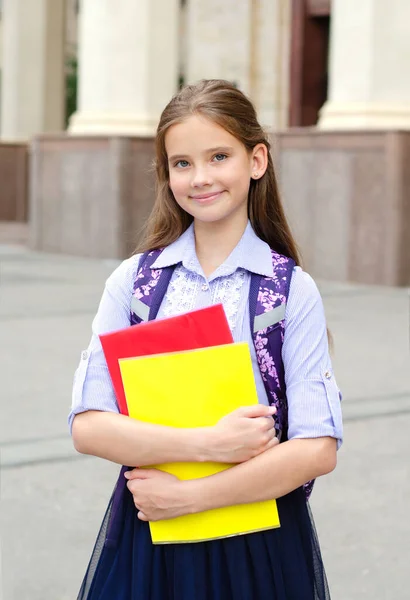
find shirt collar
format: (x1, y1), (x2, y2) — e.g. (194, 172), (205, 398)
(152, 221), (274, 278)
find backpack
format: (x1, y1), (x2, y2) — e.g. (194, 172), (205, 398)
(131, 249), (314, 501)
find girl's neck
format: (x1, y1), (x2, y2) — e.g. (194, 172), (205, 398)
(194, 213), (248, 278)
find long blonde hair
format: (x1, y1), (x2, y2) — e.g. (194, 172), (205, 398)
(136, 79), (301, 265)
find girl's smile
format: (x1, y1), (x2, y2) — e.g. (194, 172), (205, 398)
(189, 190), (225, 203)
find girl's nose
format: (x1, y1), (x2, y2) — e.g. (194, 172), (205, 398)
(191, 167), (213, 188)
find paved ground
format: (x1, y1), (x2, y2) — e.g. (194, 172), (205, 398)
(0, 243), (409, 600)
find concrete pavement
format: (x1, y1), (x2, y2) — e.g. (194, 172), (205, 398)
(0, 243), (409, 600)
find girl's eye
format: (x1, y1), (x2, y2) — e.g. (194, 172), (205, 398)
(175, 160), (190, 168)
(213, 154), (227, 162)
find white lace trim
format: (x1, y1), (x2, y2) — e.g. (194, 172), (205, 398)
(161, 265), (247, 334)
(212, 270), (246, 331)
(162, 266), (199, 317)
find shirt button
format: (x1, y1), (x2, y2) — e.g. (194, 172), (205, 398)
(324, 370), (332, 379)
(81, 350), (88, 360)
(201, 283), (209, 291)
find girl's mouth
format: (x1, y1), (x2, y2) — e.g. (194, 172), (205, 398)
(190, 191), (224, 204)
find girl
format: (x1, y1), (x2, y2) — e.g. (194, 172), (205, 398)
(70, 79), (342, 600)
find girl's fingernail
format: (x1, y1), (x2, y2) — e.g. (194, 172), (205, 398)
(124, 471), (130, 478)
(269, 406), (276, 413)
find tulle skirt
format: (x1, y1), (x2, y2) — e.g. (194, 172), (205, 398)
(77, 469), (330, 600)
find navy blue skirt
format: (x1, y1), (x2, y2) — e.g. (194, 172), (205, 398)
(78, 469), (330, 600)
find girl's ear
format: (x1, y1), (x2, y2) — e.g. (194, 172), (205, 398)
(251, 143), (268, 180)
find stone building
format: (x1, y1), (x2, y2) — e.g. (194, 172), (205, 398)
(0, 0), (409, 285)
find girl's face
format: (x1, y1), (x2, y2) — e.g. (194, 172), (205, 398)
(165, 115), (267, 227)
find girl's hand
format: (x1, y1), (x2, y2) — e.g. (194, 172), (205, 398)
(124, 468), (193, 522)
(208, 405), (279, 463)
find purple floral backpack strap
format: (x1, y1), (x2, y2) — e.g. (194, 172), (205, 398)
(250, 252), (315, 501)
(130, 249), (174, 324)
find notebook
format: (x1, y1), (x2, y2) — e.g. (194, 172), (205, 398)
(119, 342), (280, 544)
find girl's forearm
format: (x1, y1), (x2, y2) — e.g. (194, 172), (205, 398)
(72, 410), (211, 466)
(185, 437), (337, 512)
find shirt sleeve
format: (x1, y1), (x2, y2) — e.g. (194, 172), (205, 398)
(68, 254), (140, 433)
(283, 267), (343, 448)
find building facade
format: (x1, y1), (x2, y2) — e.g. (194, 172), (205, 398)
(0, 0), (409, 284)
(0, 0), (293, 138)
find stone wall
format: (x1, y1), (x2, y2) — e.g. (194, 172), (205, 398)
(273, 129), (410, 285)
(29, 135), (155, 258)
(0, 143), (28, 222)
(28, 130), (410, 286)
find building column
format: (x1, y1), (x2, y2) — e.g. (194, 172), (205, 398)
(319, 0), (410, 129)
(184, 0), (291, 131)
(185, 0), (253, 93)
(0, 0), (65, 141)
(251, 0), (291, 130)
(68, 0), (179, 136)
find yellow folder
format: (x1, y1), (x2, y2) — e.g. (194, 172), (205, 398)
(119, 342), (280, 544)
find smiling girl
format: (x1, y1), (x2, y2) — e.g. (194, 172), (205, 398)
(70, 79), (342, 600)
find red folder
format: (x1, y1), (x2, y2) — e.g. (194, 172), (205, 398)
(99, 304), (233, 415)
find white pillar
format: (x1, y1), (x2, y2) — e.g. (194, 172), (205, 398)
(184, 0), (291, 131)
(251, 0), (291, 130)
(69, 0), (180, 136)
(185, 0), (253, 93)
(0, 0), (65, 141)
(319, 0), (410, 129)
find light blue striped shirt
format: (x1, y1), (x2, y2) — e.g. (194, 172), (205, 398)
(70, 222), (343, 447)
